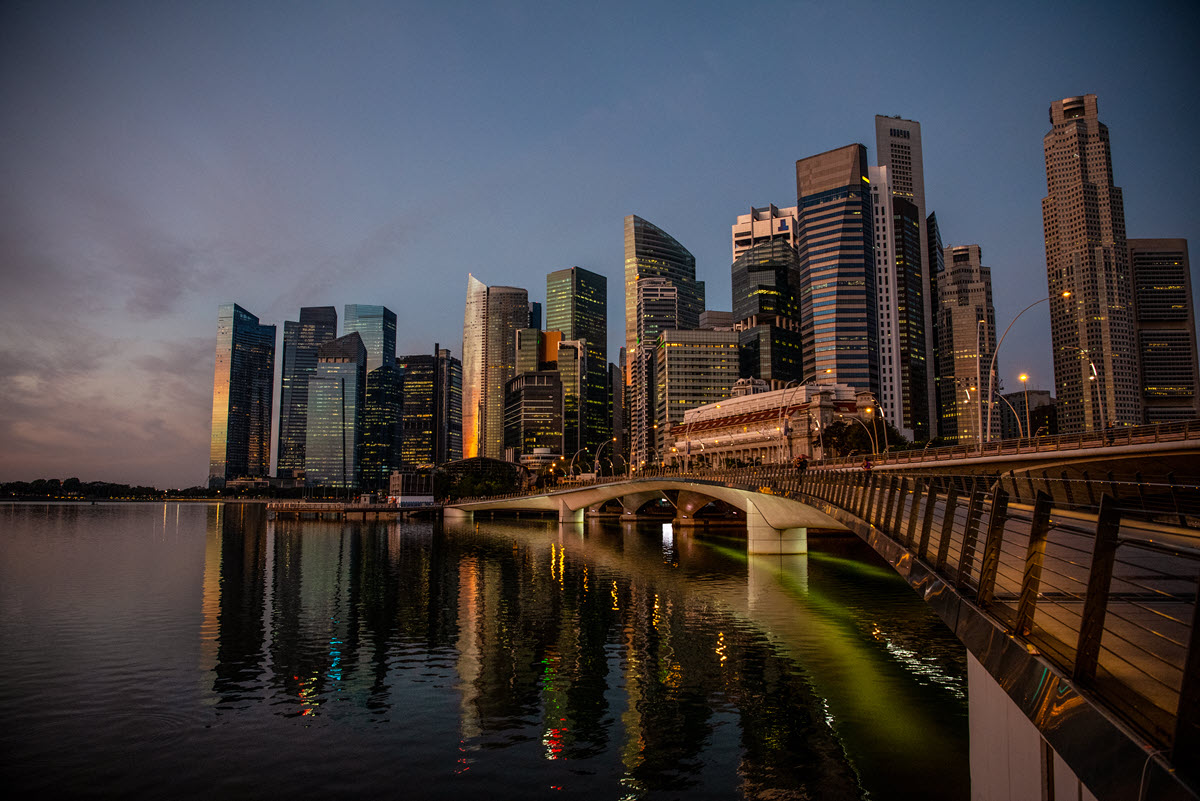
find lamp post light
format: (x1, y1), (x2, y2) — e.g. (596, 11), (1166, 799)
(841, 412), (878, 455)
(1088, 360), (1107, 432)
(568, 447), (589, 477)
(594, 437), (617, 475)
(985, 291), (1071, 443)
(1018, 373), (1031, 438)
(998, 393), (1024, 439)
(777, 369), (832, 463)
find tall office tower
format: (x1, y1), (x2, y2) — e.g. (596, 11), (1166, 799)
(927, 212), (946, 439)
(528, 302), (542, 332)
(343, 305), (397, 371)
(1128, 239), (1198, 421)
(795, 145), (879, 398)
(435, 346), (463, 463)
(209, 303), (276, 489)
(875, 116), (935, 440)
(276, 306), (337, 478)
(515, 328), (561, 376)
(504, 372), (564, 461)
(608, 361), (624, 472)
(623, 215), (705, 384)
(546, 266), (610, 454)
(305, 333), (367, 489)
(1043, 95), (1141, 432)
(345, 305), (400, 488)
(556, 340), (586, 457)
(397, 353), (437, 467)
(731, 204), (799, 262)
(869, 165), (931, 442)
(731, 239), (804, 385)
(937, 246), (998, 444)
(652, 329), (739, 466)
(460, 275), (529, 459)
(631, 277), (681, 467)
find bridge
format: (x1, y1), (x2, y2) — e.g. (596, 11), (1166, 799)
(446, 427), (1200, 801)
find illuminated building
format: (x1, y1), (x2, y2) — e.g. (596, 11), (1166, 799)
(731, 238), (804, 385)
(209, 303), (276, 489)
(305, 332), (367, 489)
(277, 306), (337, 478)
(546, 266), (609, 454)
(936, 245), (998, 444)
(461, 275), (529, 459)
(1043, 95), (1141, 431)
(795, 144), (879, 397)
(1128, 238), (1198, 422)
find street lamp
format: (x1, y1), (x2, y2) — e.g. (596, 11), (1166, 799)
(841, 412), (878, 455)
(1088, 360), (1107, 432)
(593, 437), (617, 475)
(985, 291), (1071, 443)
(568, 447), (589, 476)
(777, 369), (833, 462)
(1018, 373), (1031, 438)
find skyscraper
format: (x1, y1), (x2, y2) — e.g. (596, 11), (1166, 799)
(937, 245), (998, 444)
(276, 306), (337, 478)
(397, 353), (437, 468)
(874, 115), (936, 440)
(504, 371), (564, 461)
(460, 275), (529, 459)
(209, 303), (276, 489)
(869, 164), (930, 441)
(731, 204), (799, 262)
(927, 212), (946, 438)
(631, 277), (680, 466)
(546, 266), (609, 454)
(305, 332), (367, 489)
(1128, 238), (1198, 422)
(730, 238), (804, 385)
(435, 346), (463, 464)
(1043, 94), (1141, 432)
(623, 215), (704, 383)
(652, 329), (739, 467)
(795, 145), (879, 398)
(345, 304), (400, 488)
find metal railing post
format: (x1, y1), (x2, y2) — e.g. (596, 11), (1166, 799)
(918, 483), (938, 560)
(955, 491), (984, 589)
(1013, 491), (1055, 637)
(1073, 493), (1120, 685)
(905, 478), (921, 548)
(976, 488), (1010, 607)
(882, 476), (900, 534)
(936, 487), (959, 573)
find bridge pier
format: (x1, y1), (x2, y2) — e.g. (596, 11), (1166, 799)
(744, 505), (807, 554)
(557, 499), (584, 524)
(443, 507), (473, 522)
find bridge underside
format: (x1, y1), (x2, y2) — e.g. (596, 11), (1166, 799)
(445, 479), (850, 554)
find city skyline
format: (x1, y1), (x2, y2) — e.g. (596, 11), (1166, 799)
(3, 2), (1197, 487)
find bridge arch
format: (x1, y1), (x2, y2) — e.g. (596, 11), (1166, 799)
(445, 478), (850, 554)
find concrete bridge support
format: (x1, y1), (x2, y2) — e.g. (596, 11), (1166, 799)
(743, 505), (807, 554)
(557, 499), (584, 524)
(444, 507), (473, 522)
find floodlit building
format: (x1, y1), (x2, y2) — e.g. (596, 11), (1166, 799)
(461, 276), (530, 459)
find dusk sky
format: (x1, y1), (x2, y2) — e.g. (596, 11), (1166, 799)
(2, 1), (1197, 488)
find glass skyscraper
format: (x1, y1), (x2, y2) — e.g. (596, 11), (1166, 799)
(209, 303), (276, 489)
(398, 352), (437, 468)
(435, 346), (463, 464)
(731, 239), (804, 385)
(546, 266), (609, 454)
(344, 304), (400, 487)
(305, 333), (367, 489)
(460, 276), (529, 459)
(795, 144), (879, 397)
(276, 306), (337, 478)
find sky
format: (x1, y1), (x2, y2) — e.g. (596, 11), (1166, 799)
(2, 0), (1197, 488)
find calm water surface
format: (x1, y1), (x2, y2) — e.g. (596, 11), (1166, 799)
(0, 502), (969, 799)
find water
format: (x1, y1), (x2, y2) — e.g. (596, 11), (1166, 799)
(0, 503), (969, 799)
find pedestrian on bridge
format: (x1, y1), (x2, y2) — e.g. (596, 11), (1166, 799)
(861, 458), (873, 472)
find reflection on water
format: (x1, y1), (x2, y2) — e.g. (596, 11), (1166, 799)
(2, 503), (968, 799)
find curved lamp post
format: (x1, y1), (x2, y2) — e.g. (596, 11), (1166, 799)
(777, 369), (832, 462)
(985, 291), (1070, 442)
(1019, 373), (1031, 438)
(593, 437), (617, 475)
(568, 447), (589, 476)
(997, 393), (1024, 439)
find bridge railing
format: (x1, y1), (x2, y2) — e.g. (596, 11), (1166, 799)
(686, 465), (1199, 775)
